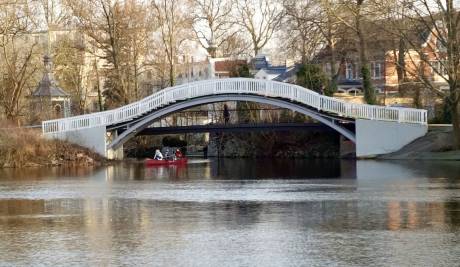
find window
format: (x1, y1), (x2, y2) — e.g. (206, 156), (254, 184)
(345, 63), (355, 80)
(92, 101), (99, 111)
(371, 62), (382, 79)
(431, 60), (448, 76)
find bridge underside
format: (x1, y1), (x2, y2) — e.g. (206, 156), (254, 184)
(107, 94), (357, 151)
(127, 123), (345, 136)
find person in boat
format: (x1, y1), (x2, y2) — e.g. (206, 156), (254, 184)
(154, 149), (164, 160)
(175, 149), (183, 159)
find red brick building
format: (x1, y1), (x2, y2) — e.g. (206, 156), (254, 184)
(315, 21), (448, 95)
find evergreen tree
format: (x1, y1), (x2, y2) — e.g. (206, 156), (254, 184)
(296, 64), (330, 95)
(361, 66), (376, 104)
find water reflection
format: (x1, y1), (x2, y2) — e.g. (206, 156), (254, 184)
(0, 159), (460, 266)
(101, 158), (353, 181)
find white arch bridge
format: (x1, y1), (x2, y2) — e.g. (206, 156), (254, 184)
(42, 78), (428, 158)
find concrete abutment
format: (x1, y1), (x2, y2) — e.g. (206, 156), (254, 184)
(355, 119), (428, 158)
(44, 126), (124, 160)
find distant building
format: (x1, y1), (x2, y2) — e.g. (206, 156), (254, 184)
(314, 19), (449, 95)
(273, 64), (302, 83)
(210, 58), (248, 78)
(250, 54), (270, 72)
(254, 66), (286, 80)
(175, 57), (213, 85)
(252, 54), (301, 84)
(31, 55), (71, 120)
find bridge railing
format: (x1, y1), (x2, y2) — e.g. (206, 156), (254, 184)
(42, 78), (427, 134)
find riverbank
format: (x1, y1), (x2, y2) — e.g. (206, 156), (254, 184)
(0, 128), (107, 168)
(379, 125), (460, 160)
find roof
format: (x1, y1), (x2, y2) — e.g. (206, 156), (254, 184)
(32, 73), (70, 97)
(273, 64), (302, 82)
(261, 68), (286, 76)
(250, 55), (270, 70)
(314, 16), (434, 61)
(32, 55), (70, 98)
(214, 59), (247, 72)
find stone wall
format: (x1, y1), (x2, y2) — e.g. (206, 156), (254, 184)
(207, 131), (340, 158)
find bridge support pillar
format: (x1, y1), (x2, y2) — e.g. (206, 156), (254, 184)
(340, 136), (356, 158)
(355, 119), (428, 158)
(106, 130), (123, 160)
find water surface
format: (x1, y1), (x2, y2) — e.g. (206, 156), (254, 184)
(0, 159), (459, 266)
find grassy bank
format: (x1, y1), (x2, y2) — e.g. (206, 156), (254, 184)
(0, 128), (106, 168)
(379, 125), (460, 160)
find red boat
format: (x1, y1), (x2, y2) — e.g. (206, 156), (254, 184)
(145, 158), (188, 166)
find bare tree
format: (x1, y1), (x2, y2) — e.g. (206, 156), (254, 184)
(332, 0), (377, 104)
(383, 0), (460, 148)
(192, 0), (236, 57)
(282, 0), (323, 64)
(236, 0), (283, 56)
(0, 2), (39, 124)
(65, 0), (152, 107)
(151, 0), (193, 86)
(52, 35), (87, 114)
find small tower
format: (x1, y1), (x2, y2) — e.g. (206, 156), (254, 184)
(31, 55), (71, 119)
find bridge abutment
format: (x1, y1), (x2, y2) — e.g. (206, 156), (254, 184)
(355, 119), (428, 158)
(44, 126), (124, 159)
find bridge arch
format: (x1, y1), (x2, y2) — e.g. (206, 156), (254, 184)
(107, 94), (356, 151)
(41, 78), (428, 158)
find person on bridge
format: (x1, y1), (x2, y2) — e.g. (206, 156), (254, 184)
(154, 149), (164, 160)
(223, 104), (230, 124)
(175, 149), (184, 159)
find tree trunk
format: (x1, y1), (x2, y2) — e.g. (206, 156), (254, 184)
(169, 63), (175, 86)
(134, 64), (139, 100)
(356, 1), (376, 104)
(95, 62), (104, 112)
(451, 101), (460, 149)
(327, 16), (337, 94)
(396, 37), (406, 85)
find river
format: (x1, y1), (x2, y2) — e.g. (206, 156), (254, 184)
(0, 159), (459, 266)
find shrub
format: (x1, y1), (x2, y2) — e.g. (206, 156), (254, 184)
(0, 127), (105, 168)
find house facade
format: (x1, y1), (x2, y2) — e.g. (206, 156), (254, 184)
(315, 22), (449, 95)
(252, 55), (300, 83)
